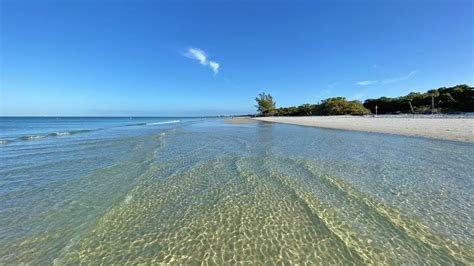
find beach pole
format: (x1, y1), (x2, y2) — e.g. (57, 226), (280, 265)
(375, 105), (378, 117)
(431, 96), (435, 114)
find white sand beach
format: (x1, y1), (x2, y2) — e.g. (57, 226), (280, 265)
(255, 116), (474, 142)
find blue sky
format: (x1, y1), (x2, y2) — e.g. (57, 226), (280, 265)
(1, 0), (472, 116)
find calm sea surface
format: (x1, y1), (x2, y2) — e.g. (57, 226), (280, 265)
(0, 117), (473, 264)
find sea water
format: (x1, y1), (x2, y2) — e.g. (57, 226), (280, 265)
(0, 117), (473, 264)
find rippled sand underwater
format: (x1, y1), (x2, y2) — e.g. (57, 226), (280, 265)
(1, 119), (473, 264)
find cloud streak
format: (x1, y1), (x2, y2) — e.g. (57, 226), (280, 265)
(356, 80), (379, 86)
(184, 48), (220, 74)
(356, 70), (418, 86)
(382, 70), (418, 84)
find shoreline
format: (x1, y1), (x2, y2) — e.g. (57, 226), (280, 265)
(254, 116), (474, 143)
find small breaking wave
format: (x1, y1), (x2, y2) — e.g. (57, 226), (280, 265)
(127, 120), (181, 126)
(18, 135), (46, 141)
(145, 120), (181, 125)
(48, 129), (94, 137)
(0, 140), (9, 145)
(17, 129), (95, 142)
(48, 132), (71, 137)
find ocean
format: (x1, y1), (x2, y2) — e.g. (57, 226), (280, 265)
(0, 117), (473, 264)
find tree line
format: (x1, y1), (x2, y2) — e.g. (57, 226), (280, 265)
(363, 84), (473, 114)
(255, 84), (473, 116)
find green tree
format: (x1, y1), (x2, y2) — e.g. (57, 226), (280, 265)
(255, 92), (276, 116)
(317, 97), (370, 115)
(298, 104), (315, 116)
(438, 92), (455, 111)
(363, 85), (472, 114)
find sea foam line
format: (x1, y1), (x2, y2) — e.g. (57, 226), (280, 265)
(48, 132), (71, 136)
(145, 120), (181, 125)
(18, 135), (46, 141)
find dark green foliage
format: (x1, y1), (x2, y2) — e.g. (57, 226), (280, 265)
(273, 97), (370, 116)
(438, 85), (474, 112)
(255, 92), (276, 116)
(316, 97), (371, 116)
(363, 84), (473, 114)
(275, 104), (317, 116)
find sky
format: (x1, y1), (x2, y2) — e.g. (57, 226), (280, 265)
(1, 0), (473, 116)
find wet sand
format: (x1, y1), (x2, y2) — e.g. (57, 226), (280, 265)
(255, 116), (474, 142)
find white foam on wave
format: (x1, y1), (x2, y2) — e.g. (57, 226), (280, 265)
(0, 140), (8, 145)
(49, 132), (71, 136)
(145, 120), (181, 126)
(19, 135), (46, 141)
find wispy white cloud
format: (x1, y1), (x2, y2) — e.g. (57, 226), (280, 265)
(356, 70), (418, 86)
(184, 47), (220, 74)
(208, 61), (219, 74)
(382, 70), (418, 84)
(186, 48), (207, 65)
(356, 80), (379, 86)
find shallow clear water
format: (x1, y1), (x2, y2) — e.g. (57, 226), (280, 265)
(0, 117), (473, 264)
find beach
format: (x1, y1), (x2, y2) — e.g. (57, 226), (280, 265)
(255, 116), (474, 142)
